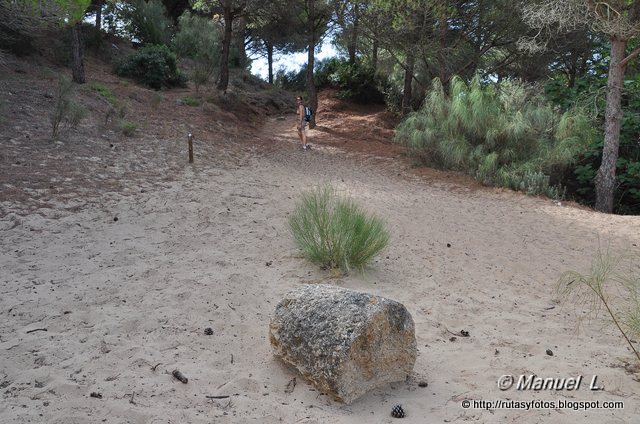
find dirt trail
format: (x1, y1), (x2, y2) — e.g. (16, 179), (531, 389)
(2, 68), (640, 423)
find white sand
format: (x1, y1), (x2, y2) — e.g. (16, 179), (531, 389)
(1, 117), (639, 424)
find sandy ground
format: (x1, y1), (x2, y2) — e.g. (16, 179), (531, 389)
(2, 70), (640, 423)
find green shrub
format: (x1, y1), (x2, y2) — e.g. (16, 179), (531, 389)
(116, 44), (186, 89)
(395, 76), (594, 198)
(315, 58), (385, 104)
(51, 76), (86, 138)
(173, 11), (222, 92)
(119, 121), (138, 136)
(122, 0), (172, 46)
(289, 184), (390, 273)
(546, 73), (640, 214)
(180, 96), (201, 107)
(275, 66), (306, 92)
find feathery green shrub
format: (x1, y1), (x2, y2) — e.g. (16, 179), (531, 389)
(289, 184), (389, 273)
(396, 76), (595, 196)
(558, 247), (640, 365)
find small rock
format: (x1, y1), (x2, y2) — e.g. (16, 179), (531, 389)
(546, 349), (554, 356)
(90, 392), (103, 399)
(113, 217), (118, 222)
(418, 381), (428, 388)
(204, 327), (214, 336)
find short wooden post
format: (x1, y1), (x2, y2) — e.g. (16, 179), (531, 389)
(188, 133), (193, 163)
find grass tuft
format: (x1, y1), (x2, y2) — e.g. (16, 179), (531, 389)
(119, 121), (138, 137)
(180, 96), (202, 107)
(289, 184), (389, 274)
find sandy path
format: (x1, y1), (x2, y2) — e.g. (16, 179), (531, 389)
(1, 115), (640, 424)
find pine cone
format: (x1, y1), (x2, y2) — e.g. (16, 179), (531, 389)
(391, 404), (405, 418)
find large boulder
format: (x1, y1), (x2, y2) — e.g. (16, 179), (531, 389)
(269, 284), (417, 404)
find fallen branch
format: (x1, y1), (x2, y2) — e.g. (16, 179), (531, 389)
(26, 328), (48, 334)
(285, 377), (296, 394)
(445, 327), (469, 337)
(206, 395), (230, 399)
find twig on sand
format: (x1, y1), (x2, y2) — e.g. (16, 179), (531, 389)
(130, 391), (136, 404)
(230, 354), (234, 364)
(151, 363), (162, 371)
(285, 377), (297, 394)
(206, 395), (230, 399)
(26, 328), (48, 334)
(444, 327), (470, 337)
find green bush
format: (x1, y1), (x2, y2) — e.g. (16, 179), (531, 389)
(51, 76), (86, 138)
(180, 96), (201, 107)
(119, 121), (138, 137)
(546, 73), (640, 214)
(122, 0), (172, 46)
(116, 44), (186, 89)
(275, 66), (307, 92)
(396, 76), (595, 197)
(316, 58), (385, 104)
(289, 184), (390, 273)
(173, 11), (222, 92)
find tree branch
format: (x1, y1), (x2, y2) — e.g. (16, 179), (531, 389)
(621, 46), (640, 68)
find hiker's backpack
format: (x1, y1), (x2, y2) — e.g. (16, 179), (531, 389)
(304, 105), (313, 122)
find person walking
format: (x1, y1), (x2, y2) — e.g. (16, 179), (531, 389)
(296, 96), (310, 150)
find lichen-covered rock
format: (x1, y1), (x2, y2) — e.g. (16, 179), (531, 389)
(269, 284), (417, 404)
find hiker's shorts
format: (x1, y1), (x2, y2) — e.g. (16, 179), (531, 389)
(298, 120), (307, 131)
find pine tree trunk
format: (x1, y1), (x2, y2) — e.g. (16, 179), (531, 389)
(438, 17), (446, 85)
(267, 42), (274, 84)
(217, 2), (233, 91)
(71, 22), (85, 84)
(306, 0), (317, 129)
(347, 13), (358, 64)
(402, 51), (415, 116)
(372, 38), (378, 71)
(95, 0), (103, 29)
(234, 15), (247, 69)
(595, 36), (626, 213)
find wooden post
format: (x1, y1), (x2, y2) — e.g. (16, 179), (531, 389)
(188, 133), (193, 163)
